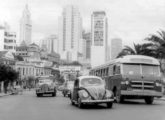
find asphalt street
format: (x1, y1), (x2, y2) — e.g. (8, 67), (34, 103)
(0, 90), (165, 120)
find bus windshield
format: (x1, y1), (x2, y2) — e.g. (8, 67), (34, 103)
(122, 63), (160, 76)
(141, 64), (159, 76)
(123, 64), (141, 75)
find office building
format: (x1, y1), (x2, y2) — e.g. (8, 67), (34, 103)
(91, 11), (108, 67)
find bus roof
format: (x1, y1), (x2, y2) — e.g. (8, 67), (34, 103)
(92, 55), (160, 70)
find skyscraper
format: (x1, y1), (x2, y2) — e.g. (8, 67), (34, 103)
(58, 5), (82, 61)
(111, 38), (122, 60)
(82, 32), (91, 60)
(91, 11), (108, 67)
(20, 4), (32, 45)
(41, 35), (58, 53)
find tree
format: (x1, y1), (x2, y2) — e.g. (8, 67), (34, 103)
(145, 30), (165, 72)
(117, 43), (153, 58)
(0, 64), (19, 93)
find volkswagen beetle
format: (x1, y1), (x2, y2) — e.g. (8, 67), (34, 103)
(70, 76), (114, 108)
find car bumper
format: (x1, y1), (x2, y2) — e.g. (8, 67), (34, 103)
(81, 99), (114, 103)
(121, 90), (163, 97)
(36, 90), (55, 94)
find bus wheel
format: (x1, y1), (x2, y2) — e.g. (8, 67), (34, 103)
(145, 97), (154, 104)
(116, 95), (124, 103)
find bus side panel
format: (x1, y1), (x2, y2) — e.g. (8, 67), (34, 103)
(105, 75), (122, 94)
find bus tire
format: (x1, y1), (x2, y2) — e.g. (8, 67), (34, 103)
(145, 97), (154, 104)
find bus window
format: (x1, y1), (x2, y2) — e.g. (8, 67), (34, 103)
(109, 65), (113, 76)
(123, 63), (141, 75)
(113, 65), (116, 75)
(113, 65), (120, 75)
(141, 65), (160, 77)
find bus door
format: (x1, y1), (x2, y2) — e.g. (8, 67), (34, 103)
(111, 64), (122, 94)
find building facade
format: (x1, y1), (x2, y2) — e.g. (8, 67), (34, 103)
(91, 11), (108, 67)
(58, 5), (82, 61)
(20, 4), (32, 45)
(0, 25), (16, 54)
(110, 38), (122, 60)
(41, 35), (58, 53)
(82, 32), (91, 60)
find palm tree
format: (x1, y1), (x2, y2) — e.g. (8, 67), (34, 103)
(145, 30), (165, 73)
(117, 43), (153, 58)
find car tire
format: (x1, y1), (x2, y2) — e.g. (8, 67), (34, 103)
(37, 94), (42, 97)
(145, 97), (154, 104)
(107, 102), (113, 108)
(36, 94), (40, 97)
(78, 98), (83, 108)
(71, 99), (75, 105)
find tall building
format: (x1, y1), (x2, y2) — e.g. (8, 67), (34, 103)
(58, 5), (82, 61)
(82, 32), (91, 60)
(20, 4), (32, 45)
(91, 11), (108, 67)
(111, 38), (122, 60)
(41, 35), (58, 53)
(0, 24), (17, 53)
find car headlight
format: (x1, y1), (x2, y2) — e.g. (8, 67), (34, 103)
(105, 90), (113, 98)
(82, 91), (89, 98)
(155, 82), (162, 87)
(121, 81), (129, 85)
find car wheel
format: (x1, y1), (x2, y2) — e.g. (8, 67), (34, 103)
(107, 102), (113, 108)
(71, 99), (75, 105)
(145, 97), (154, 104)
(36, 94), (40, 97)
(78, 98), (83, 108)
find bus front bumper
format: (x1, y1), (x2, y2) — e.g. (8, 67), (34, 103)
(121, 90), (163, 97)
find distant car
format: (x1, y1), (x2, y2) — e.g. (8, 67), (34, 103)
(57, 85), (65, 91)
(36, 77), (57, 97)
(70, 76), (114, 108)
(62, 81), (74, 97)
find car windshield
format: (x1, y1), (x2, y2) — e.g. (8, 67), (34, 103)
(123, 63), (160, 76)
(81, 78), (103, 86)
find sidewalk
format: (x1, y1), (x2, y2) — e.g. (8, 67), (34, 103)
(0, 93), (12, 97)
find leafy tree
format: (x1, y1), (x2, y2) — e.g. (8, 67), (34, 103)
(26, 76), (35, 88)
(0, 64), (19, 93)
(117, 43), (154, 58)
(145, 30), (165, 72)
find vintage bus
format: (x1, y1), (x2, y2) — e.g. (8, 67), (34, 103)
(89, 55), (163, 104)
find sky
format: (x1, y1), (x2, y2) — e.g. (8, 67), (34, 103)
(0, 0), (165, 46)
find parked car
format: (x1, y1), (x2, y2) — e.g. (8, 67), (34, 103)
(70, 76), (114, 108)
(62, 81), (74, 97)
(36, 76), (57, 97)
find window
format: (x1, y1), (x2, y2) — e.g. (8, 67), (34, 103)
(113, 64), (121, 75)
(123, 64), (141, 75)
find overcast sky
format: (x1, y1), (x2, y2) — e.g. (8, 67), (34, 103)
(0, 0), (165, 46)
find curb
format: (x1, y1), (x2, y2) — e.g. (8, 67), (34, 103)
(0, 93), (12, 97)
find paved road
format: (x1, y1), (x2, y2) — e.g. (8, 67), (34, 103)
(0, 90), (165, 120)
